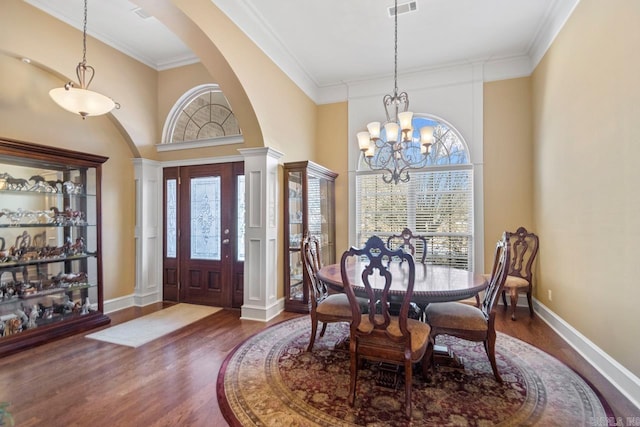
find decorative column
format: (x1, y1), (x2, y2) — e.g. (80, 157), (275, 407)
(132, 158), (162, 307)
(238, 147), (284, 321)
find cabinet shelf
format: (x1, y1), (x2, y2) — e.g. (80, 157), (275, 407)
(0, 253), (97, 270)
(0, 223), (95, 229)
(0, 189), (96, 197)
(0, 282), (95, 307)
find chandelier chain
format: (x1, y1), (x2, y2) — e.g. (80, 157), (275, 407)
(82, 0), (88, 64)
(393, 0), (398, 97)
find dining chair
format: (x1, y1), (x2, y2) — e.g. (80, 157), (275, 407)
(340, 235), (433, 418)
(386, 227), (428, 263)
(502, 226), (539, 320)
(302, 232), (353, 352)
(386, 228), (427, 319)
(425, 232), (511, 382)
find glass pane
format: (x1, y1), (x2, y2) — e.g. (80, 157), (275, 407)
(190, 176), (221, 260)
(166, 179), (177, 258)
(288, 171), (303, 247)
(289, 250), (304, 301)
(237, 175), (245, 261)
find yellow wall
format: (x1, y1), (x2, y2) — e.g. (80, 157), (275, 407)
(316, 102), (349, 255)
(0, 1), (158, 159)
(483, 78), (534, 272)
(0, 53), (136, 301)
(531, 0), (640, 376)
(137, 0), (317, 164)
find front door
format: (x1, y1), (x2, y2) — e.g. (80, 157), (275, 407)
(162, 162), (244, 308)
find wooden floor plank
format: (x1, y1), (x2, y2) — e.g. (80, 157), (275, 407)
(0, 303), (637, 426)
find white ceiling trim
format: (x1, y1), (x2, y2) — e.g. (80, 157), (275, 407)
(213, 0), (578, 105)
(212, 0), (321, 102)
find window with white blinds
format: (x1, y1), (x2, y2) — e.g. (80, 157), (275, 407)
(355, 114), (473, 270)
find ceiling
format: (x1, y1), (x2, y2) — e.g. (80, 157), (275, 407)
(25, 0), (578, 99)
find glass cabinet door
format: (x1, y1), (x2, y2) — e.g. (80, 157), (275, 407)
(287, 171), (304, 304)
(283, 161), (337, 313)
(0, 138), (109, 357)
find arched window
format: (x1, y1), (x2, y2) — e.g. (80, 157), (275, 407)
(355, 114), (474, 269)
(160, 84), (242, 150)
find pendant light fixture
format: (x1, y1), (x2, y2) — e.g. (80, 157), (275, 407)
(356, 0), (434, 184)
(49, 0), (118, 119)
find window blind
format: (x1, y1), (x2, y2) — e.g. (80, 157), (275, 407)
(355, 168), (473, 270)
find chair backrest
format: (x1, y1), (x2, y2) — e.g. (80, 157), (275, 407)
(386, 228), (427, 263)
(340, 235), (415, 342)
(481, 232), (512, 317)
(301, 232), (328, 308)
(508, 226), (539, 284)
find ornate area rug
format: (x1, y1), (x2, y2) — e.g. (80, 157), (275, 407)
(217, 317), (613, 426)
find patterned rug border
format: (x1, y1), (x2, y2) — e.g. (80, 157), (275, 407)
(217, 316), (615, 426)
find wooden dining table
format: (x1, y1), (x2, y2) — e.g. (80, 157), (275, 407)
(317, 259), (488, 306)
(317, 258), (488, 370)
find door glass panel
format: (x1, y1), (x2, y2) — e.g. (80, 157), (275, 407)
(166, 179), (177, 258)
(190, 176), (221, 260)
(237, 175), (245, 261)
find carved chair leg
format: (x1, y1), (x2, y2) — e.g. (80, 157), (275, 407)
(421, 339), (434, 382)
(404, 358), (413, 418)
(509, 289), (519, 321)
(501, 290), (508, 309)
(485, 332), (502, 383)
(526, 290), (534, 317)
(319, 321), (328, 338)
(348, 347), (358, 407)
(306, 316), (318, 352)
(474, 293), (481, 307)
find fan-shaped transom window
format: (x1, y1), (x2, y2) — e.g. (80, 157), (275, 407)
(160, 84), (242, 150)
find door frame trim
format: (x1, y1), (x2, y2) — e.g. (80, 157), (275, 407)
(161, 154), (244, 168)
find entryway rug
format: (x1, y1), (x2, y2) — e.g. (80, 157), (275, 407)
(217, 316), (613, 426)
(86, 303), (222, 348)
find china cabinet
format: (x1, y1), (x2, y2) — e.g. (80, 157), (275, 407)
(283, 161), (337, 313)
(0, 138), (109, 357)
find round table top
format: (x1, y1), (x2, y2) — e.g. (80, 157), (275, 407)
(317, 259), (487, 305)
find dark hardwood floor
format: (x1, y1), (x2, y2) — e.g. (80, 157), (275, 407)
(0, 303), (637, 426)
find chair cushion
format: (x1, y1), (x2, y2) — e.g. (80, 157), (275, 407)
(504, 275), (529, 289)
(482, 273), (529, 289)
(357, 315), (431, 358)
(316, 293), (352, 317)
(425, 302), (487, 332)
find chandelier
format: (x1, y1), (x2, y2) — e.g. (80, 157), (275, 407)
(49, 0), (118, 119)
(356, 0), (434, 184)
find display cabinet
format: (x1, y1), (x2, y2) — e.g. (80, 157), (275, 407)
(0, 138), (110, 357)
(283, 161), (337, 313)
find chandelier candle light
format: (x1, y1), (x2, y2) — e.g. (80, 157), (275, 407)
(357, 0), (434, 184)
(49, 0), (118, 119)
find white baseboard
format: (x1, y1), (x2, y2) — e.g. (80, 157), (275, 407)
(133, 290), (161, 307)
(103, 294), (135, 314)
(240, 298), (285, 322)
(103, 293), (161, 314)
(533, 298), (640, 411)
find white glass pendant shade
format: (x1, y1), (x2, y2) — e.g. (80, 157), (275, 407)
(49, 86), (116, 118)
(357, 132), (371, 151)
(384, 122), (400, 142)
(367, 122), (381, 139)
(398, 111), (413, 130)
(365, 142), (375, 158)
(420, 125), (434, 145)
